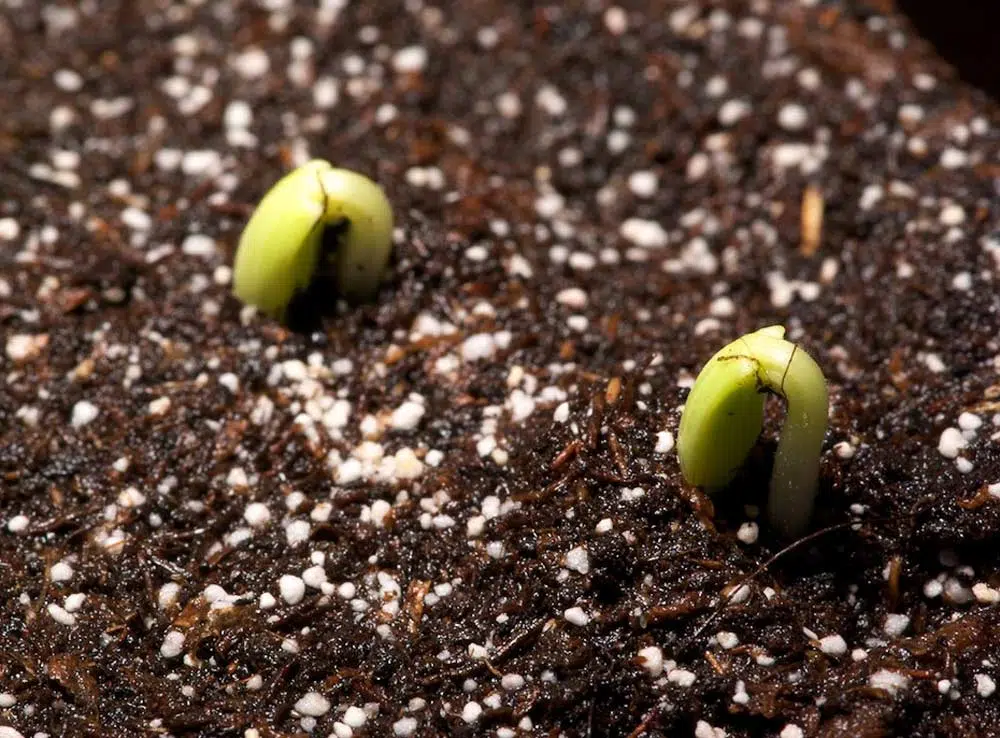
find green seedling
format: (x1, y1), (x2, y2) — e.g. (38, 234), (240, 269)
(677, 325), (828, 538)
(232, 159), (394, 319)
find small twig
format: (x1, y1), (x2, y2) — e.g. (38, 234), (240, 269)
(419, 617), (546, 686)
(685, 521), (859, 647)
(799, 183), (824, 256)
(550, 439), (582, 470)
(512, 469), (582, 504)
(886, 555), (902, 611)
(403, 580), (431, 636)
(628, 520), (871, 738)
(22, 504), (103, 536)
(957, 484), (993, 510)
(627, 710), (657, 738)
(704, 650), (726, 675)
(607, 429), (630, 478)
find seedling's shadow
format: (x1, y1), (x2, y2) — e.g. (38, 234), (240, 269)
(711, 440), (842, 557)
(708, 440), (775, 528)
(284, 220), (396, 334)
(284, 275), (339, 334)
(704, 441), (883, 600)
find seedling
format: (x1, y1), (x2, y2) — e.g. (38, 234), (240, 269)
(232, 159), (394, 320)
(676, 325), (828, 537)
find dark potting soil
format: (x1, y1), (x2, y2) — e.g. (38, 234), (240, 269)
(1, 1), (1000, 736)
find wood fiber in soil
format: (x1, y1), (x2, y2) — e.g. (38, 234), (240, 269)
(1, 1), (1000, 737)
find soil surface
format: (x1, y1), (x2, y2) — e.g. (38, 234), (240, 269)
(2, 1), (1000, 737)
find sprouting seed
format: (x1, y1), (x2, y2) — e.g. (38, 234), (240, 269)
(676, 325), (829, 537)
(232, 159), (394, 320)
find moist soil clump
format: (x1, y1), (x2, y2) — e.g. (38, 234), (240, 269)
(1, 1), (1000, 737)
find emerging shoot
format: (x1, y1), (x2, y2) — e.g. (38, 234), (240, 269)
(232, 159), (394, 320)
(677, 325), (828, 538)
